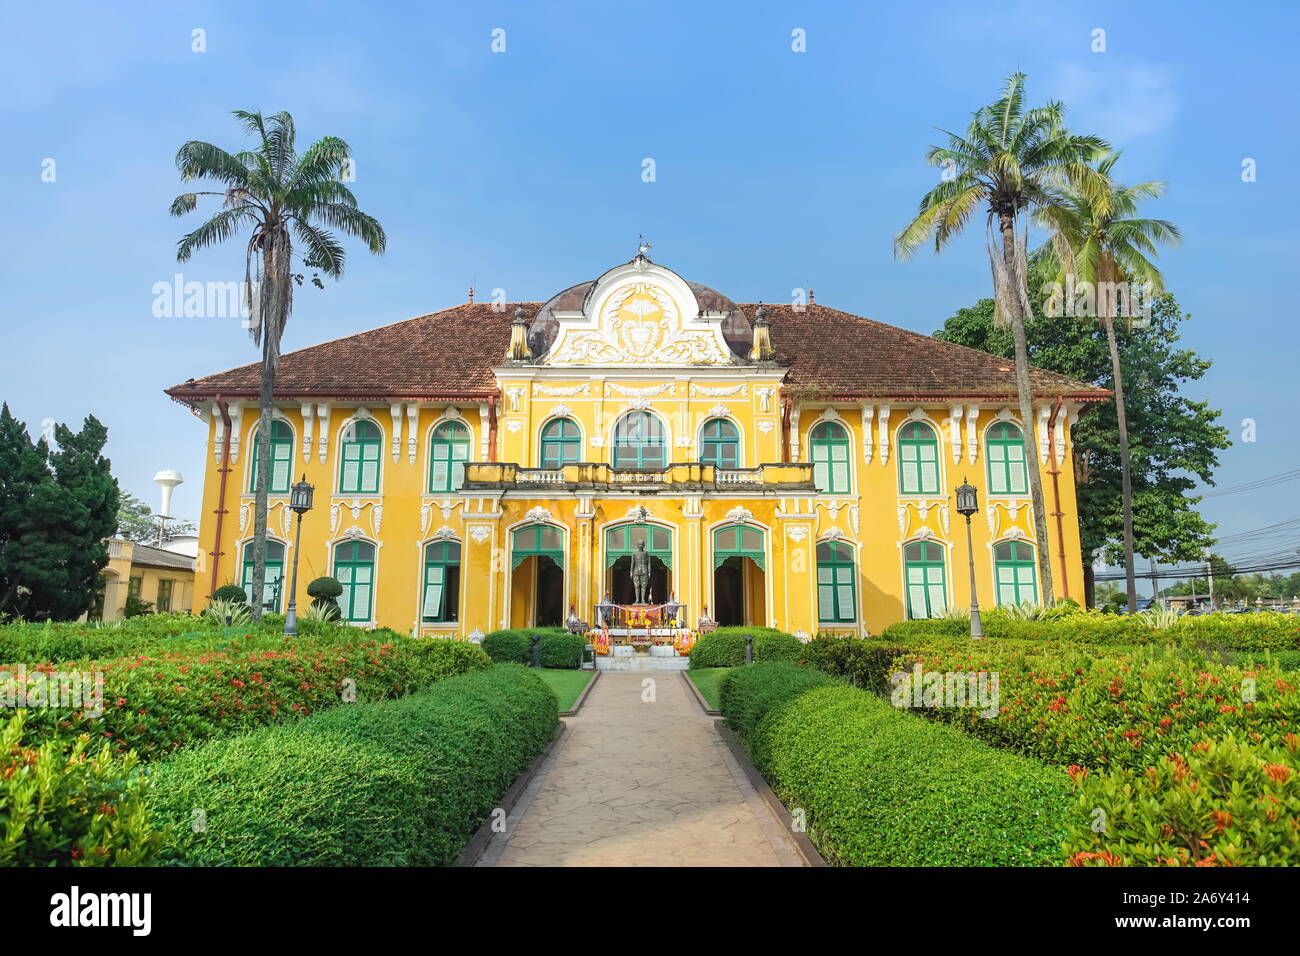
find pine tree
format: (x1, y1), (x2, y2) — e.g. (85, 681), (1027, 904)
(0, 406), (120, 621)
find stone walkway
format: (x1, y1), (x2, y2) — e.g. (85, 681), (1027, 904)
(477, 673), (804, 867)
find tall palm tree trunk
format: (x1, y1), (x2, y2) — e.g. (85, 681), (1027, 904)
(1103, 316), (1138, 612)
(249, 330), (274, 622)
(998, 212), (1056, 604)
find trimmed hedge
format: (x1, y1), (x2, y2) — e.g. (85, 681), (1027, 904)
(7, 637), (491, 760)
(481, 628), (585, 668)
(883, 610), (1300, 652)
(689, 628), (804, 668)
(1064, 734), (1300, 866)
(0, 712), (165, 866)
(0, 614), (385, 665)
(148, 664), (558, 866)
(720, 663), (1073, 865)
(887, 641), (1299, 772)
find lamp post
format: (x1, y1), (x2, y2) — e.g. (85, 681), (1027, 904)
(283, 475), (315, 637)
(954, 478), (983, 639)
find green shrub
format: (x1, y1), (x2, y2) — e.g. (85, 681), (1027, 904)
(882, 610), (1300, 652)
(800, 637), (914, 694)
(886, 641), (1299, 772)
(0, 713), (166, 866)
(212, 584), (249, 604)
(306, 577), (343, 600)
(9, 636), (490, 760)
(480, 628), (580, 668)
(720, 663), (1073, 865)
(689, 628), (804, 667)
(122, 595), (154, 618)
(148, 664), (558, 866)
(719, 661), (832, 763)
(1063, 734), (1300, 866)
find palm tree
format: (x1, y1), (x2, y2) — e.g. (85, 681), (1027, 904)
(171, 111), (385, 622)
(894, 72), (1110, 604)
(1034, 152), (1181, 612)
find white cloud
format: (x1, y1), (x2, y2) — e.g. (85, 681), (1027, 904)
(1048, 61), (1180, 143)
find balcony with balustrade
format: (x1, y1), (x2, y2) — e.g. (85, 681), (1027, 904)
(460, 461), (816, 493)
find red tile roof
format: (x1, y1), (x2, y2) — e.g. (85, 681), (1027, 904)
(165, 301), (1106, 405)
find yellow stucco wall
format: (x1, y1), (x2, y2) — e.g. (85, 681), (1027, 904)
(97, 540), (196, 620)
(191, 384), (1087, 638)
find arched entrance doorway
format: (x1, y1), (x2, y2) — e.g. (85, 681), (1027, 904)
(604, 523), (672, 605)
(712, 525), (766, 626)
(511, 524), (565, 627)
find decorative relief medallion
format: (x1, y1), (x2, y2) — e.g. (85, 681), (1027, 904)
(469, 526), (492, 544)
(786, 526), (808, 542)
(550, 282), (730, 365)
(524, 505), (553, 523)
(725, 506), (753, 525)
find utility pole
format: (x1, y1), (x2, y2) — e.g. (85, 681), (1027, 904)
(1149, 557), (1161, 609)
(1206, 559), (1215, 610)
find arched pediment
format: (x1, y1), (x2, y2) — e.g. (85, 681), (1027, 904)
(540, 258), (739, 367)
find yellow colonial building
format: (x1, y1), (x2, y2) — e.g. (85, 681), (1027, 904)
(166, 252), (1105, 638)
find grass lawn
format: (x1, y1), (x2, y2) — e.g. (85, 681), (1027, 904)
(687, 667), (732, 710)
(533, 668), (595, 711)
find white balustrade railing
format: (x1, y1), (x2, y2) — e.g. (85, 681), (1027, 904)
(716, 469), (763, 485)
(517, 469), (565, 485)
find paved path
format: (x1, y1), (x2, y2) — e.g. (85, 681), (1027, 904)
(477, 672), (803, 867)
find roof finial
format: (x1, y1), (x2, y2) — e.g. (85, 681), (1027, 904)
(637, 234), (652, 259)
(808, 287), (814, 305)
(467, 285), (475, 303)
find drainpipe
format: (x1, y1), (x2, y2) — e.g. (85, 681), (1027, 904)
(1046, 399), (1070, 600)
(487, 394), (498, 462)
(780, 395), (792, 463)
(209, 396), (233, 599)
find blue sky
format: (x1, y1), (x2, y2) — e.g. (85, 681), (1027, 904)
(2, 0), (1296, 565)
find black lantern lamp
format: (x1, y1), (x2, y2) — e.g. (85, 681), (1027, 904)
(954, 478), (984, 639)
(284, 475), (315, 636)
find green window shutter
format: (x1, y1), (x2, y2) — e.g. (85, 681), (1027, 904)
(339, 421), (381, 494)
(898, 422), (940, 495)
(810, 423), (850, 494)
(986, 422), (1028, 495)
(816, 541), (856, 622)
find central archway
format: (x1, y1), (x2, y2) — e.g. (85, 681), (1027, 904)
(604, 522), (673, 605)
(511, 524), (566, 627)
(712, 525), (766, 627)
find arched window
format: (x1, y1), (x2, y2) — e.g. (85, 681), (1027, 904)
(539, 418), (581, 468)
(429, 421), (470, 492)
(898, 421), (940, 495)
(513, 524), (565, 569)
(700, 418), (740, 468)
(810, 422), (850, 493)
(816, 540), (856, 623)
(612, 411), (666, 469)
(986, 422), (1028, 495)
(713, 525), (764, 569)
(339, 420), (381, 494)
(994, 540), (1038, 607)
(334, 539), (376, 622)
(903, 540), (947, 619)
(241, 540), (286, 614)
(422, 540), (461, 623)
(249, 420), (293, 494)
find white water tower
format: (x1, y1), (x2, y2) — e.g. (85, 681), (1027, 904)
(152, 469), (184, 544)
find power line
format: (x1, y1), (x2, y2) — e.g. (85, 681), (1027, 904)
(1200, 468), (1300, 499)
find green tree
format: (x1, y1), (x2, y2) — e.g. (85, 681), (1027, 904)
(1034, 152), (1182, 612)
(0, 406), (120, 620)
(114, 490), (196, 544)
(170, 110), (385, 621)
(894, 72), (1110, 603)
(936, 294), (1229, 605)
